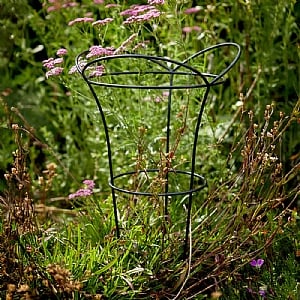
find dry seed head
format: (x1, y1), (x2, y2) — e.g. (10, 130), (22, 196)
(38, 176), (44, 185)
(17, 284), (30, 293)
(211, 290), (222, 299)
(4, 173), (11, 180)
(269, 156), (278, 163)
(11, 123), (19, 130)
(138, 126), (147, 134)
(7, 284), (16, 292)
(46, 162), (57, 171)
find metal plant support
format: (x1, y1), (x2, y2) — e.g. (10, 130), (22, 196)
(76, 42), (241, 253)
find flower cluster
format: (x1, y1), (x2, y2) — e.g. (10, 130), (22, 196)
(44, 0), (78, 13)
(182, 26), (201, 33)
(249, 258), (264, 268)
(42, 57), (63, 69)
(184, 6), (202, 14)
(92, 18), (114, 27)
(68, 17), (95, 26)
(247, 258), (267, 298)
(68, 57), (105, 78)
(43, 48), (67, 78)
(86, 45), (115, 58)
(43, 0), (164, 79)
(120, 5), (162, 25)
(148, 0), (165, 4)
(68, 179), (95, 199)
(120, 5), (156, 16)
(88, 65), (105, 78)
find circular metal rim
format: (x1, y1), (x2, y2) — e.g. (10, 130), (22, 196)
(109, 169), (206, 196)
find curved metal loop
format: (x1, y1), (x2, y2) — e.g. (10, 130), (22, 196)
(180, 42), (241, 85)
(76, 53), (210, 89)
(75, 42), (241, 90)
(109, 169), (206, 197)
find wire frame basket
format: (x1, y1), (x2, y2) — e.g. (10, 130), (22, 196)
(76, 42), (241, 253)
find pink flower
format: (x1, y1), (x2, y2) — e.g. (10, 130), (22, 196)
(83, 179), (95, 190)
(132, 41), (149, 51)
(69, 59), (87, 74)
(62, 2), (78, 8)
(250, 258), (264, 268)
(56, 48), (68, 56)
(42, 57), (63, 69)
(46, 1), (78, 12)
(123, 9), (161, 25)
(184, 6), (202, 14)
(182, 26), (201, 33)
(114, 33), (138, 54)
(86, 45), (115, 58)
(47, 6), (57, 12)
(120, 5), (155, 16)
(89, 65), (105, 77)
(68, 179), (95, 199)
(68, 188), (92, 199)
(68, 17), (95, 26)
(93, 0), (104, 3)
(148, 0), (164, 4)
(92, 18), (114, 27)
(42, 57), (55, 69)
(45, 67), (64, 78)
(105, 4), (120, 8)
(69, 65), (78, 74)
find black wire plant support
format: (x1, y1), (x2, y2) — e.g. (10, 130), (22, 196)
(76, 42), (241, 253)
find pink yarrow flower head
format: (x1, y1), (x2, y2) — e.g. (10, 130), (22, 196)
(56, 48), (68, 56)
(45, 67), (64, 78)
(92, 18), (114, 27)
(88, 65), (105, 78)
(62, 2), (78, 8)
(86, 45), (115, 58)
(148, 0), (164, 4)
(250, 258), (264, 268)
(184, 6), (202, 14)
(182, 26), (201, 33)
(93, 0), (104, 3)
(69, 58), (87, 74)
(68, 179), (95, 199)
(120, 5), (155, 17)
(42, 57), (63, 69)
(69, 65), (78, 74)
(122, 8), (161, 25)
(46, 1), (78, 12)
(105, 4), (120, 8)
(68, 188), (92, 199)
(68, 17), (95, 26)
(42, 57), (55, 69)
(83, 179), (95, 190)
